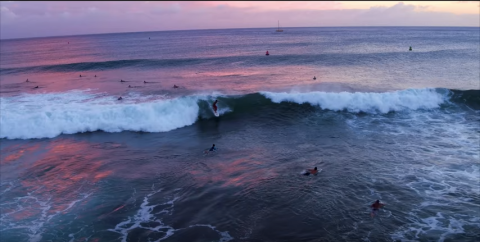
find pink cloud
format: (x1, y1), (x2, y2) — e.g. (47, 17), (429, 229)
(0, 1), (478, 39)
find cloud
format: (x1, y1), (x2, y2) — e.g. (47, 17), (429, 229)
(0, 1), (478, 39)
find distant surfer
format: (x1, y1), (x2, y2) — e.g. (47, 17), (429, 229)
(33, 86), (39, 89)
(95, 75), (97, 77)
(173, 85), (179, 88)
(204, 144), (217, 154)
(128, 85), (132, 88)
(118, 97), (123, 100)
(79, 74), (82, 77)
(266, 50), (270, 56)
(120, 80), (125, 82)
(313, 76), (316, 80)
(370, 200), (385, 217)
(303, 167), (318, 176)
(144, 81), (147, 83)
(213, 100), (218, 114)
(26, 79), (29, 82)
(409, 46), (412, 51)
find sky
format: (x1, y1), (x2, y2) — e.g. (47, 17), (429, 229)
(1, 1), (479, 39)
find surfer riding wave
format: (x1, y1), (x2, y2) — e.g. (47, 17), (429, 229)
(213, 100), (218, 114)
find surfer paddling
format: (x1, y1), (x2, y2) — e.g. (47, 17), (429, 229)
(204, 144), (217, 154)
(303, 167), (318, 176)
(370, 200), (385, 217)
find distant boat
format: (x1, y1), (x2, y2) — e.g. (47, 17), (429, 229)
(276, 21), (283, 32)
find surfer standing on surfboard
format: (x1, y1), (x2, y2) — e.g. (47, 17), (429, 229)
(213, 100), (218, 114)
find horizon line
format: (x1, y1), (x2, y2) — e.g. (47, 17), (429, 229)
(2, 25), (478, 41)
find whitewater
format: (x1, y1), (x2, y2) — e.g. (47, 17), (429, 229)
(0, 88), (454, 139)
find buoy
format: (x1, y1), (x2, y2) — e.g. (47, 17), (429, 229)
(266, 51), (270, 56)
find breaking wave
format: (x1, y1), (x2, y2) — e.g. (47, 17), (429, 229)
(1, 88), (476, 139)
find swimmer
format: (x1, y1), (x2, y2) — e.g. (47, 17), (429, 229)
(79, 74), (82, 77)
(120, 80), (125, 82)
(313, 76), (316, 80)
(26, 79), (29, 82)
(303, 167), (318, 176)
(370, 200), (385, 218)
(144, 81), (147, 83)
(173, 85), (179, 88)
(33, 86), (39, 89)
(128, 85), (132, 88)
(213, 100), (218, 113)
(95, 75), (97, 77)
(118, 97), (123, 100)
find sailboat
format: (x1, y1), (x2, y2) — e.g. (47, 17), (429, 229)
(276, 21), (283, 32)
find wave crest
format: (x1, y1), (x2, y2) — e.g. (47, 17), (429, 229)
(260, 88), (447, 113)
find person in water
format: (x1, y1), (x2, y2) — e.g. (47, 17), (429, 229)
(266, 50), (270, 56)
(95, 75), (97, 77)
(144, 81), (147, 83)
(26, 79), (29, 82)
(120, 80), (125, 82)
(33, 86), (39, 89)
(118, 97), (123, 100)
(79, 74), (82, 77)
(213, 100), (218, 113)
(128, 85), (132, 88)
(313, 76), (316, 80)
(303, 167), (318, 176)
(370, 200), (385, 217)
(173, 85), (179, 88)
(204, 144), (217, 154)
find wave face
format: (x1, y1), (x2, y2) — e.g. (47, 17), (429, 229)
(0, 88), (476, 140)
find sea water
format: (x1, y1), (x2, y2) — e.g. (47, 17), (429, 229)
(1, 27), (479, 242)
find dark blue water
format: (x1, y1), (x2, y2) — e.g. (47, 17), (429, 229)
(1, 27), (479, 242)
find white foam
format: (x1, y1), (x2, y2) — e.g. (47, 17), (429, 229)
(0, 90), (202, 139)
(260, 88), (446, 113)
(109, 186), (233, 242)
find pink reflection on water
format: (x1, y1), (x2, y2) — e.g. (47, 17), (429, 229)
(189, 155), (278, 189)
(9, 140), (113, 221)
(1, 144), (40, 165)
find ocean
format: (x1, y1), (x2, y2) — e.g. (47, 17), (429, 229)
(0, 27), (479, 242)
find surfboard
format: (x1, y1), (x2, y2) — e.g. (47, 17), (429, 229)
(214, 111), (219, 117)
